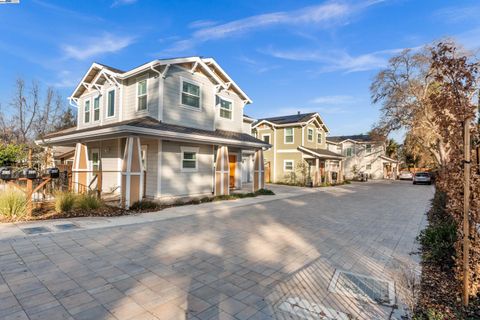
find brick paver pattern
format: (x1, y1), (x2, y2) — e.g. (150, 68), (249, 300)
(0, 181), (433, 320)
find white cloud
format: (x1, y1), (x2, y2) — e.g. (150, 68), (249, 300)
(62, 33), (135, 60)
(434, 5), (480, 24)
(111, 0), (138, 7)
(264, 47), (404, 73)
(310, 95), (358, 105)
(188, 20), (218, 29)
(165, 1), (381, 53)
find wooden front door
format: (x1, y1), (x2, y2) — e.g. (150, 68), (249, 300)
(229, 155), (236, 188)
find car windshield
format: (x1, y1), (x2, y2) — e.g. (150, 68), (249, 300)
(416, 173), (429, 177)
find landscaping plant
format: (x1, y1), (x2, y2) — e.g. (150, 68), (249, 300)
(0, 190), (28, 219)
(75, 194), (102, 210)
(54, 192), (76, 213)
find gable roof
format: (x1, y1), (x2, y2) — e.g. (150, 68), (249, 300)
(70, 57), (252, 103)
(326, 134), (377, 144)
(252, 112), (329, 132)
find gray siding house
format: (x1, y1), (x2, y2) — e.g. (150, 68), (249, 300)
(40, 57), (269, 207)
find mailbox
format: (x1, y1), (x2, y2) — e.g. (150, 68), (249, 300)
(48, 167), (60, 179)
(26, 169), (37, 180)
(0, 168), (13, 181)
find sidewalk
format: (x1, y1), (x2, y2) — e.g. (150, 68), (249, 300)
(0, 183), (323, 242)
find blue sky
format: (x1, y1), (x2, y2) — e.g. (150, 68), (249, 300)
(0, 0), (479, 139)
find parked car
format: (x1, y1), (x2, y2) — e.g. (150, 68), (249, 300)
(399, 171), (413, 180)
(413, 172), (432, 185)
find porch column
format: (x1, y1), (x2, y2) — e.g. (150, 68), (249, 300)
(73, 142), (89, 193)
(338, 160), (344, 183)
(314, 158), (320, 186)
(215, 146), (229, 196)
(253, 149), (265, 192)
(121, 136), (144, 209)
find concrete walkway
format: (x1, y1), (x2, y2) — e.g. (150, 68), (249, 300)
(0, 181), (433, 320)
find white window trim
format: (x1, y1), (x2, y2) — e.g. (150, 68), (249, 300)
(346, 147), (353, 157)
(93, 95), (101, 123)
(261, 133), (271, 144)
(90, 148), (100, 171)
(284, 160), (294, 171)
(217, 95), (234, 120)
(307, 128), (314, 142)
(84, 98), (91, 124)
(365, 144), (372, 154)
(284, 128), (294, 144)
(179, 77), (202, 112)
(136, 76), (148, 112)
(106, 89), (116, 118)
(181, 146), (199, 172)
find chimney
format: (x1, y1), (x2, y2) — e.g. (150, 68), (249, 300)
(297, 111), (301, 115)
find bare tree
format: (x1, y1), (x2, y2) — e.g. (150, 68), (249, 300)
(371, 45), (449, 167)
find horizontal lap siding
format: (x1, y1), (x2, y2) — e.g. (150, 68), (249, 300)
(141, 138), (158, 198)
(162, 66), (215, 131)
(85, 140), (121, 194)
(161, 141), (213, 198)
(123, 72), (159, 122)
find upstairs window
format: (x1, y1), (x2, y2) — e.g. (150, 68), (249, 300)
(137, 79), (147, 111)
(366, 163), (372, 170)
(307, 128), (313, 141)
(262, 134), (270, 144)
(285, 128), (294, 144)
(84, 100), (90, 123)
(317, 132), (322, 144)
(346, 147), (353, 157)
(366, 144), (372, 154)
(181, 80), (200, 109)
(107, 90), (115, 117)
(217, 96), (232, 119)
(93, 96), (100, 122)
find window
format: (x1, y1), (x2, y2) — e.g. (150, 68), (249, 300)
(366, 144), (372, 154)
(366, 164), (372, 170)
(181, 80), (200, 109)
(262, 134), (270, 144)
(307, 128), (313, 141)
(317, 133), (322, 144)
(140, 145), (148, 170)
(84, 100), (90, 123)
(346, 147), (353, 157)
(284, 160), (294, 171)
(91, 149), (100, 172)
(107, 90), (115, 117)
(137, 79), (147, 111)
(284, 128), (294, 144)
(217, 96), (232, 119)
(181, 147), (199, 172)
(93, 96), (100, 121)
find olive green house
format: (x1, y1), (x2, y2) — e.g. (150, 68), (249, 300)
(252, 112), (344, 185)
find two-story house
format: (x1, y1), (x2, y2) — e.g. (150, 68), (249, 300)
(326, 134), (398, 180)
(39, 57), (270, 208)
(252, 112), (344, 185)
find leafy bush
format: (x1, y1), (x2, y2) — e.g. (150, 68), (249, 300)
(130, 200), (159, 211)
(254, 189), (275, 195)
(54, 192), (77, 213)
(75, 194), (102, 210)
(0, 190), (28, 219)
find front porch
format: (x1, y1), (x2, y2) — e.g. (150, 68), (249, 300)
(40, 117), (269, 208)
(297, 146), (345, 186)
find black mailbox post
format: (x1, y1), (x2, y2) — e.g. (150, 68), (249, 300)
(0, 169), (13, 181)
(48, 168), (60, 179)
(26, 169), (37, 180)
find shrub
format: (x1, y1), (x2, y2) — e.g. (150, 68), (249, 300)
(417, 220), (456, 267)
(254, 189), (275, 195)
(54, 192), (77, 213)
(75, 194), (102, 210)
(130, 200), (159, 211)
(0, 190), (28, 219)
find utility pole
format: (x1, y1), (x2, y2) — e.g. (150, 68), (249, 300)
(463, 119), (471, 306)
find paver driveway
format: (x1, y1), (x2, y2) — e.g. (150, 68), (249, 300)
(0, 181), (433, 320)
